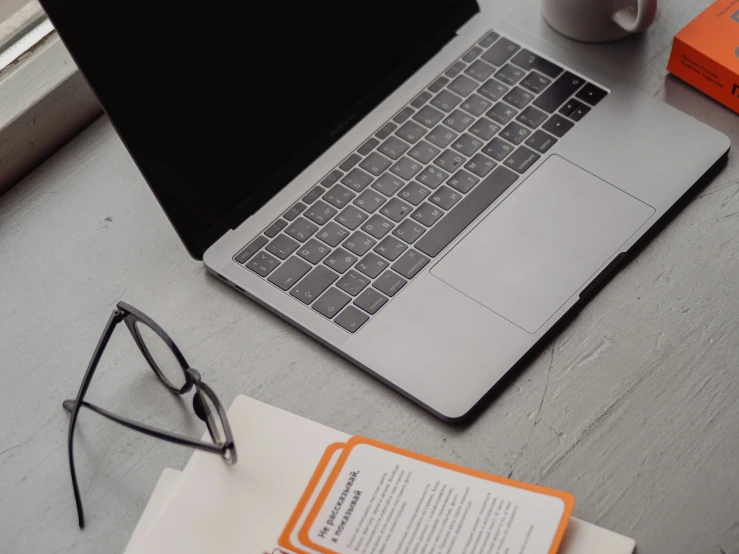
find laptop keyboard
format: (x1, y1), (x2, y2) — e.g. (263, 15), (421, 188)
(233, 31), (609, 334)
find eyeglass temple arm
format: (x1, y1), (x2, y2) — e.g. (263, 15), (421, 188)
(63, 399), (225, 455)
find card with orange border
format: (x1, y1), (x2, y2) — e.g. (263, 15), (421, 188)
(278, 436), (574, 554)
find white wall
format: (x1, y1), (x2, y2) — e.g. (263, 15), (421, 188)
(0, 0), (32, 26)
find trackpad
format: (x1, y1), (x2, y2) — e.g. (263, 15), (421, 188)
(431, 156), (655, 333)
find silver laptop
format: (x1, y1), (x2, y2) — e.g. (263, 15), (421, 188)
(43, 0), (729, 420)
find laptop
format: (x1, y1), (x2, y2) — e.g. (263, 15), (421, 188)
(41, 0), (729, 420)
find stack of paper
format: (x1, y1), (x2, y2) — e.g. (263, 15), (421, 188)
(125, 396), (635, 554)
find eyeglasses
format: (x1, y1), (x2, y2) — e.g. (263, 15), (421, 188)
(63, 302), (237, 528)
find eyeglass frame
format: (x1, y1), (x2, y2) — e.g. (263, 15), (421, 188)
(63, 301), (237, 529)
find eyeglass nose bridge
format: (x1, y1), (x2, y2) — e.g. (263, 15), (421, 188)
(185, 367), (202, 383)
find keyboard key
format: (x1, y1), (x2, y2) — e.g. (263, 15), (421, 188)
(510, 49), (562, 78)
(302, 187), (323, 205)
(267, 256), (310, 290)
(570, 103), (591, 122)
(357, 137), (379, 156)
(462, 45), (484, 63)
(390, 157), (423, 180)
(416, 165), (449, 189)
(316, 221), (351, 247)
(460, 94), (493, 117)
(378, 136), (410, 160)
(430, 90), (463, 113)
(576, 83), (608, 105)
(246, 251), (280, 277)
(374, 236), (408, 261)
(264, 220), (287, 239)
(335, 205), (368, 230)
(290, 265), (338, 305)
(408, 140), (441, 164)
(235, 236), (269, 264)
(415, 166), (519, 257)
(393, 106), (415, 124)
(502, 87), (535, 110)
(445, 61), (466, 79)
(381, 197), (413, 222)
(434, 149), (466, 172)
(339, 154), (361, 172)
(520, 71), (552, 94)
(516, 105), (548, 129)
(503, 145), (541, 173)
(312, 288), (351, 319)
(468, 118), (501, 141)
(448, 74), (479, 97)
(341, 168), (374, 192)
(372, 173), (405, 196)
(428, 76), (449, 93)
(305, 201), (338, 225)
(410, 202), (444, 227)
(323, 184), (356, 209)
(481, 37), (520, 66)
(399, 182), (431, 206)
(336, 270), (370, 296)
(355, 252), (389, 278)
(430, 185), (462, 210)
(486, 102), (518, 125)
(558, 98), (583, 117)
(464, 59), (496, 82)
(542, 114), (575, 137)
(442, 109), (475, 132)
(297, 239), (331, 264)
(447, 169), (480, 193)
(451, 134), (484, 157)
(478, 31), (500, 48)
(354, 189), (386, 213)
(354, 287), (388, 314)
(533, 71), (585, 113)
(410, 91), (433, 108)
(426, 125), (458, 149)
(477, 78), (509, 101)
(465, 153), (496, 178)
(359, 152), (392, 177)
(373, 270), (407, 297)
(285, 217), (319, 243)
(335, 305), (370, 332)
(482, 137), (515, 161)
(392, 249), (430, 279)
(495, 63), (526, 86)
(393, 219), (426, 244)
(525, 130), (558, 154)
(266, 234), (299, 259)
(343, 231), (376, 256)
(320, 169), (343, 187)
(396, 121), (427, 144)
(500, 121), (531, 145)
(375, 122), (397, 140)
(323, 248), (358, 273)
(284, 203), (306, 221)
(361, 214), (394, 239)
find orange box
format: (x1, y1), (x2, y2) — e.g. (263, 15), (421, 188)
(667, 0), (739, 115)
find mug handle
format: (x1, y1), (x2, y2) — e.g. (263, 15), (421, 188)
(612, 0), (658, 33)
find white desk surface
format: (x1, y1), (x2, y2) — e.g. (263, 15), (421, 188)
(1, 1), (738, 553)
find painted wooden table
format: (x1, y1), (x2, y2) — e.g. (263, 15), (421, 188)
(1, 1), (738, 553)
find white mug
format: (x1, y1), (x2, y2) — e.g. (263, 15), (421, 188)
(542, 0), (658, 43)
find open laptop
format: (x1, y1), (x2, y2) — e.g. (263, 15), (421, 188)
(42, 0), (729, 420)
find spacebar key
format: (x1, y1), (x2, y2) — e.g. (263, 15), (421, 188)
(416, 166), (518, 257)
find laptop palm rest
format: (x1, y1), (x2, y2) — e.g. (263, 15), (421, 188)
(431, 155), (655, 334)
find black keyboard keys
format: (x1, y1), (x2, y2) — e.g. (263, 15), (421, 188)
(393, 219), (426, 244)
(525, 130), (558, 154)
(335, 205), (368, 230)
(542, 114), (575, 137)
(335, 306), (370, 332)
(267, 256), (310, 290)
(246, 251), (280, 277)
(284, 203), (306, 221)
(323, 248), (358, 274)
(341, 168), (374, 192)
(336, 270), (370, 296)
(304, 201), (338, 226)
(343, 231), (376, 256)
(503, 146), (541, 173)
(373, 270), (407, 297)
(302, 187), (324, 205)
(576, 83), (608, 106)
(354, 189), (386, 213)
(482, 137), (515, 161)
(297, 239), (331, 264)
(510, 49), (563, 78)
(533, 71), (585, 113)
(235, 236), (268, 264)
(391, 250), (430, 279)
(355, 252), (389, 278)
(520, 72), (552, 94)
(500, 122), (531, 145)
(516, 106), (548, 129)
(313, 288), (351, 319)
(266, 234), (299, 259)
(478, 31), (500, 48)
(290, 266), (338, 304)
(570, 103), (591, 121)
(362, 214), (394, 239)
(354, 288), (388, 315)
(410, 202), (444, 227)
(285, 217), (319, 243)
(323, 184), (356, 209)
(374, 236), (408, 261)
(481, 37), (520, 66)
(264, 220), (288, 239)
(316, 222), (351, 247)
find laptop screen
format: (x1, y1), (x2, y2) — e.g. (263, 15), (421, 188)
(40, 0), (479, 258)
